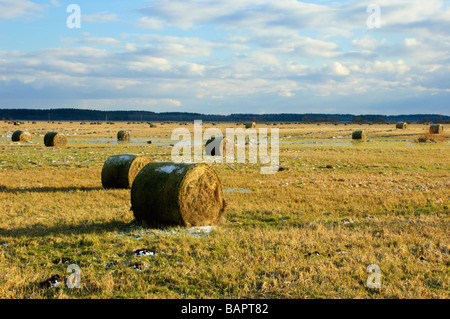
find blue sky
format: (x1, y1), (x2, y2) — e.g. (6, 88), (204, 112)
(0, 0), (449, 115)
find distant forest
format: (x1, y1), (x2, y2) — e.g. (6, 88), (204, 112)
(0, 108), (449, 123)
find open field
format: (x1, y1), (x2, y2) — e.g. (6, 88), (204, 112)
(0, 121), (449, 299)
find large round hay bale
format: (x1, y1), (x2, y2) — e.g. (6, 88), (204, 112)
(44, 132), (67, 147)
(396, 122), (407, 129)
(244, 122), (256, 129)
(352, 130), (366, 140)
(101, 154), (152, 189)
(117, 130), (131, 141)
(131, 162), (226, 227)
(429, 124), (443, 134)
(11, 130), (32, 142)
(205, 136), (234, 156)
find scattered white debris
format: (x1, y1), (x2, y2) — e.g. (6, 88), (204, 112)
(133, 249), (155, 257)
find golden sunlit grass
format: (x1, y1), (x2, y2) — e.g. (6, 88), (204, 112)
(0, 121), (448, 298)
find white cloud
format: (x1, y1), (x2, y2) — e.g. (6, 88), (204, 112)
(79, 37), (122, 46)
(0, 0), (45, 19)
(135, 17), (164, 29)
(82, 11), (118, 23)
(352, 37), (385, 50)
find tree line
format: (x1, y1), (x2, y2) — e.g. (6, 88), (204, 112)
(0, 108), (448, 123)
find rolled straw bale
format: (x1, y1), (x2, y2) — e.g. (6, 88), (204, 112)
(352, 130), (366, 140)
(244, 122), (256, 129)
(117, 130), (131, 141)
(396, 122), (407, 129)
(205, 136), (234, 156)
(101, 154), (152, 189)
(11, 130), (32, 142)
(429, 124), (443, 134)
(44, 132), (67, 147)
(131, 162), (226, 227)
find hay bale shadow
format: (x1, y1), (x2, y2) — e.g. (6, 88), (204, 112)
(0, 220), (134, 238)
(0, 186), (104, 194)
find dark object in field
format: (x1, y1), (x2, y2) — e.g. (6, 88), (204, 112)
(147, 140), (152, 144)
(11, 130), (32, 142)
(244, 122), (256, 128)
(131, 162), (226, 227)
(53, 257), (71, 264)
(278, 166), (290, 171)
(101, 154), (152, 189)
(305, 251), (320, 257)
(429, 124), (443, 134)
(352, 130), (366, 140)
(39, 275), (61, 289)
(396, 122), (407, 129)
(129, 262), (145, 270)
(205, 136), (234, 156)
(117, 130), (131, 141)
(44, 132), (67, 147)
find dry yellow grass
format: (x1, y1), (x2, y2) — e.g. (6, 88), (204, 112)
(0, 121), (448, 299)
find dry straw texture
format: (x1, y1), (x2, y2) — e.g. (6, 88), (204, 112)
(396, 122), (407, 129)
(101, 154), (152, 189)
(205, 136), (234, 156)
(44, 132), (67, 147)
(117, 130), (131, 141)
(131, 162), (226, 227)
(11, 130), (32, 142)
(352, 130), (366, 140)
(429, 124), (443, 134)
(244, 122), (256, 128)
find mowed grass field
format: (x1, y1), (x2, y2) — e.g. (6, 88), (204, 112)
(0, 121), (448, 299)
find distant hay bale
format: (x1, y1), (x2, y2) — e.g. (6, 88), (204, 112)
(244, 122), (256, 129)
(429, 124), (443, 134)
(131, 162), (226, 227)
(101, 154), (152, 189)
(205, 136), (234, 156)
(396, 122), (408, 129)
(11, 130), (32, 142)
(117, 130), (131, 141)
(44, 132), (67, 147)
(352, 130), (366, 140)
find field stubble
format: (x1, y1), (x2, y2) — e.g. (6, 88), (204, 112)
(0, 122), (448, 298)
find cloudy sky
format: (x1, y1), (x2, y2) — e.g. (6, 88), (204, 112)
(0, 0), (449, 115)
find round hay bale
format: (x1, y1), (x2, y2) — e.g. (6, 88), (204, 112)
(396, 122), (407, 129)
(429, 124), (443, 134)
(117, 130), (131, 141)
(11, 130), (32, 142)
(101, 154), (152, 189)
(131, 162), (226, 227)
(352, 130), (366, 140)
(244, 122), (256, 129)
(44, 132), (67, 147)
(205, 136), (234, 156)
